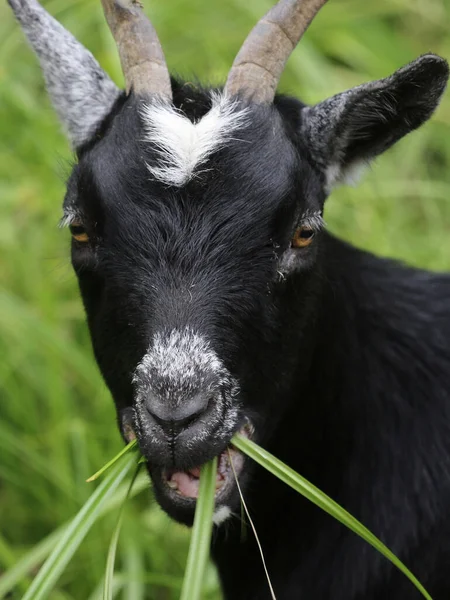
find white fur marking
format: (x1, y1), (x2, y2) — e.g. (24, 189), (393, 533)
(142, 93), (249, 187)
(59, 209), (80, 228)
(325, 160), (368, 192)
(301, 210), (325, 232)
(134, 328), (225, 389)
(213, 505), (232, 525)
(133, 328), (241, 449)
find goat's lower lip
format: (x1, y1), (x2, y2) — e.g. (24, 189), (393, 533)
(150, 421), (253, 510)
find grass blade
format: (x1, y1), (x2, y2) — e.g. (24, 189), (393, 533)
(232, 434), (432, 600)
(88, 575), (123, 600)
(122, 533), (145, 600)
(0, 526), (66, 598)
(87, 440), (138, 482)
(103, 463), (142, 600)
(0, 473), (149, 598)
(180, 457), (218, 600)
(21, 453), (137, 600)
(228, 449), (276, 600)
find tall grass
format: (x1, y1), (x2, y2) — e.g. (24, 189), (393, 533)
(0, 0), (449, 598)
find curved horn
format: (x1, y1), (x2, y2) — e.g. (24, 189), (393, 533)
(224, 0), (328, 103)
(101, 0), (172, 99)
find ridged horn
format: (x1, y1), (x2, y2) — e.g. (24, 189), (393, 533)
(224, 0), (328, 103)
(101, 0), (172, 99)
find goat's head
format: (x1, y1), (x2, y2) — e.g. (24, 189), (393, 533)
(9, 0), (448, 524)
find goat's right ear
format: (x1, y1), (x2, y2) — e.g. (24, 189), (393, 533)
(8, 0), (120, 150)
(301, 54), (449, 191)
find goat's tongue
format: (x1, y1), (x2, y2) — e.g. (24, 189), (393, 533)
(167, 464), (224, 498)
(169, 471), (201, 498)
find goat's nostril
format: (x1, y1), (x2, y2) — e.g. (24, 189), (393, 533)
(144, 393), (210, 436)
(151, 409), (203, 436)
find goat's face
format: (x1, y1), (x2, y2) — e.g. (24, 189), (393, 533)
(9, 0), (448, 525)
(65, 50), (448, 522)
(66, 90), (324, 522)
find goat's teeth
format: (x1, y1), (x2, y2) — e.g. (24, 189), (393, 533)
(242, 419), (254, 437)
(167, 479), (178, 490)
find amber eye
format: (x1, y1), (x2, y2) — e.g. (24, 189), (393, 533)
(291, 226), (315, 248)
(69, 223), (89, 243)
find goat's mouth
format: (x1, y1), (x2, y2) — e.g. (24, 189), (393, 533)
(147, 421), (253, 524)
(161, 442), (244, 500)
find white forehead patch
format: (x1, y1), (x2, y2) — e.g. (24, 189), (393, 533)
(141, 93), (249, 187)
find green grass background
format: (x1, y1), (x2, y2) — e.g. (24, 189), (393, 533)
(0, 0), (449, 598)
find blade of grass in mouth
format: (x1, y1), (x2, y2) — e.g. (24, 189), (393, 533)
(21, 452), (138, 600)
(103, 462), (143, 600)
(228, 449), (276, 600)
(86, 439), (138, 482)
(180, 457), (218, 600)
(232, 434), (432, 600)
(0, 474), (149, 598)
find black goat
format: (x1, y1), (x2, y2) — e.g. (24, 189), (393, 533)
(8, 0), (450, 597)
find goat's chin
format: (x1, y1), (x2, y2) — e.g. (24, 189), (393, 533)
(144, 422), (253, 526)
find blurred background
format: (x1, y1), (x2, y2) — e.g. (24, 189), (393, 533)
(0, 0), (449, 598)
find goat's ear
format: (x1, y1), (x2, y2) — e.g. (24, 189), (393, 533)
(8, 0), (120, 150)
(301, 55), (449, 190)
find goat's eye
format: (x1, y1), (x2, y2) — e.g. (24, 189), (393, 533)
(291, 226), (315, 248)
(69, 223), (89, 243)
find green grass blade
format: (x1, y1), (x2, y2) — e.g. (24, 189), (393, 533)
(232, 434), (432, 600)
(103, 463), (142, 600)
(122, 534), (146, 600)
(88, 575), (123, 600)
(21, 453), (137, 600)
(0, 473), (149, 598)
(180, 457), (218, 600)
(0, 526), (67, 598)
(87, 439), (138, 482)
(228, 449), (276, 600)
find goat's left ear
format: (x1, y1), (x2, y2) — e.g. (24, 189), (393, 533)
(8, 0), (120, 150)
(301, 54), (449, 190)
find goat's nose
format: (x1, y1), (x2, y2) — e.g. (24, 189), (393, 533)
(145, 392), (209, 436)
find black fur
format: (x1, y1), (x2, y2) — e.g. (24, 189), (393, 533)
(64, 63), (450, 599)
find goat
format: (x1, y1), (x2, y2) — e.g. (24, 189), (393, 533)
(8, 0), (450, 597)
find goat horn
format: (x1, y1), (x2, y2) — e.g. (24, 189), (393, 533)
(101, 0), (172, 99)
(224, 0), (328, 103)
